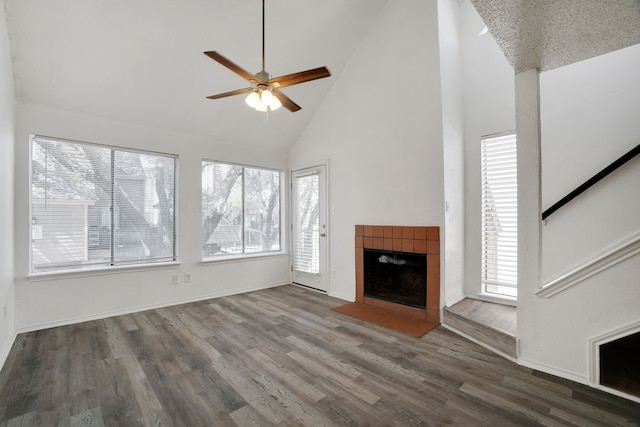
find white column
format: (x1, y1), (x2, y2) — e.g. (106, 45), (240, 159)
(515, 69), (541, 357)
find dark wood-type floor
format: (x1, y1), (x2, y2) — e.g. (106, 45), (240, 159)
(443, 298), (518, 359)
(0, 285), (638, 426)
(445, 298), (517, 337)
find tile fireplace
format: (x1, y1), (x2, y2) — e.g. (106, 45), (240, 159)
(355, 225), (440, 323)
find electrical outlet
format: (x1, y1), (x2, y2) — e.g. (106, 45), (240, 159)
(172, 274), (180, 285)
(331, 270), (337, 279)
(184, 273), (192, 283)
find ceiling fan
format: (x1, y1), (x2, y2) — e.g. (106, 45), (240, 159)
(204, 0), (331, 113)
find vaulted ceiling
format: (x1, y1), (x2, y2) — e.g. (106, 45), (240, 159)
(4, 0), (640, 152)
(4, 0), (387, 150)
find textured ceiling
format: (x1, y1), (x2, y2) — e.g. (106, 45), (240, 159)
(471, 0), (640, 73)
(4, 0), (387, 150)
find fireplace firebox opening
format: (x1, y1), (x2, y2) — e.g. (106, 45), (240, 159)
(364, 249), (426, 309)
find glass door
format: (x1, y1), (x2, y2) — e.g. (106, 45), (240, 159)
(291, 165), (327, 291)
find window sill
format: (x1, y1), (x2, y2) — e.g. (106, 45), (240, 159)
(202, 251), (287, 265)
(27, 261), (182, 282)
(474, 292), (517, 307)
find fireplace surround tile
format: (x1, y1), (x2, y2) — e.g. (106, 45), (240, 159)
(414, 226), (427, 240)
(355, 224), (441, 323)
(364, 225), (374, 237)
(414, 240), (427, 254)
(428, 254), (440, 268)
(427, 226), (439, 240)
(402, 239), (414, 253)
(402, 227), (415, 239)
(364, 236), (374, 248)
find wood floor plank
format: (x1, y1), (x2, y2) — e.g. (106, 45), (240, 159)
(245, 347), (326, 403)
(210, 353), (291, 425)
(69, 407), (105, 427)
(228, 404), (273, 427)
(0, 285), (638, 426)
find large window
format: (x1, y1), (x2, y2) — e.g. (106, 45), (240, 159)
(31, 136), (176, 273)
(481, 132), (517, 298)
(202, 161), (282, 258)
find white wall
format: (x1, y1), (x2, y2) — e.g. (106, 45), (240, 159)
(458, 0), (640, 390)
(517, 43), (640, 383)
(540, 44), (640, 281)
(0, 3), (16, 367)
(13, 102), (290, 331)
(460, 1), (515, 299)
(438, 0), (465, 306)
(289, 0), (445, 302)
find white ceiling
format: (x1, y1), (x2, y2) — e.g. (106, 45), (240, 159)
(4, 0), (387, 150)
(6, 0), (640, 152)
(471, 0), (640, 73)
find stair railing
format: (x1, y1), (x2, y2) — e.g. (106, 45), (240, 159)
(542, 143), (640, 220)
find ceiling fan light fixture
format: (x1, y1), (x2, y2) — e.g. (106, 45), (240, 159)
(255, 96), (268, 112)
(260, 88), (275, 106)
(270, 95), (282, 111)
(245, 91), (260, 108)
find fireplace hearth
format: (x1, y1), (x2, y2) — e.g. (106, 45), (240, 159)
(355, 225), (440, 323)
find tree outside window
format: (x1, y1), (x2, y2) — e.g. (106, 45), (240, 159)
(31, 136), (176, 273)
(202, 161), (281, 258)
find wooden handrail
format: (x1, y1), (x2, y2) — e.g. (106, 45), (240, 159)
(542, 143), (640, 220)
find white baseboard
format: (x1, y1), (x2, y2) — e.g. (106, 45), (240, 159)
(15, 282), (289, 334)
(444, 294), (466, 307)
(517, 356), (588, 386)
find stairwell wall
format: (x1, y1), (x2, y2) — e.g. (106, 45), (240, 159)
(517, 42), (640, 385)
(459, 0), (640, 390)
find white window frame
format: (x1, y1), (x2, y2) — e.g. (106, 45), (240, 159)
(201, 160), (285, 262)
(29, 135), (178, 275)
(481, 132), (517, 299)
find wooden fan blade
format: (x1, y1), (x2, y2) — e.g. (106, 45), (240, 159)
(204, 51), (259, 82)
(207, 87), (254, 100)
(272, 88), (301, 112)
(270, 66), (331, 89)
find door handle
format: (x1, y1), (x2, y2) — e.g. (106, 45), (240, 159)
(320, 233), (326, 237)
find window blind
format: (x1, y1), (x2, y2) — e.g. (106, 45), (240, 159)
(292, 171), (320, 274)
(481, 133), (517, 297)
(31, 136), (176, 273)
